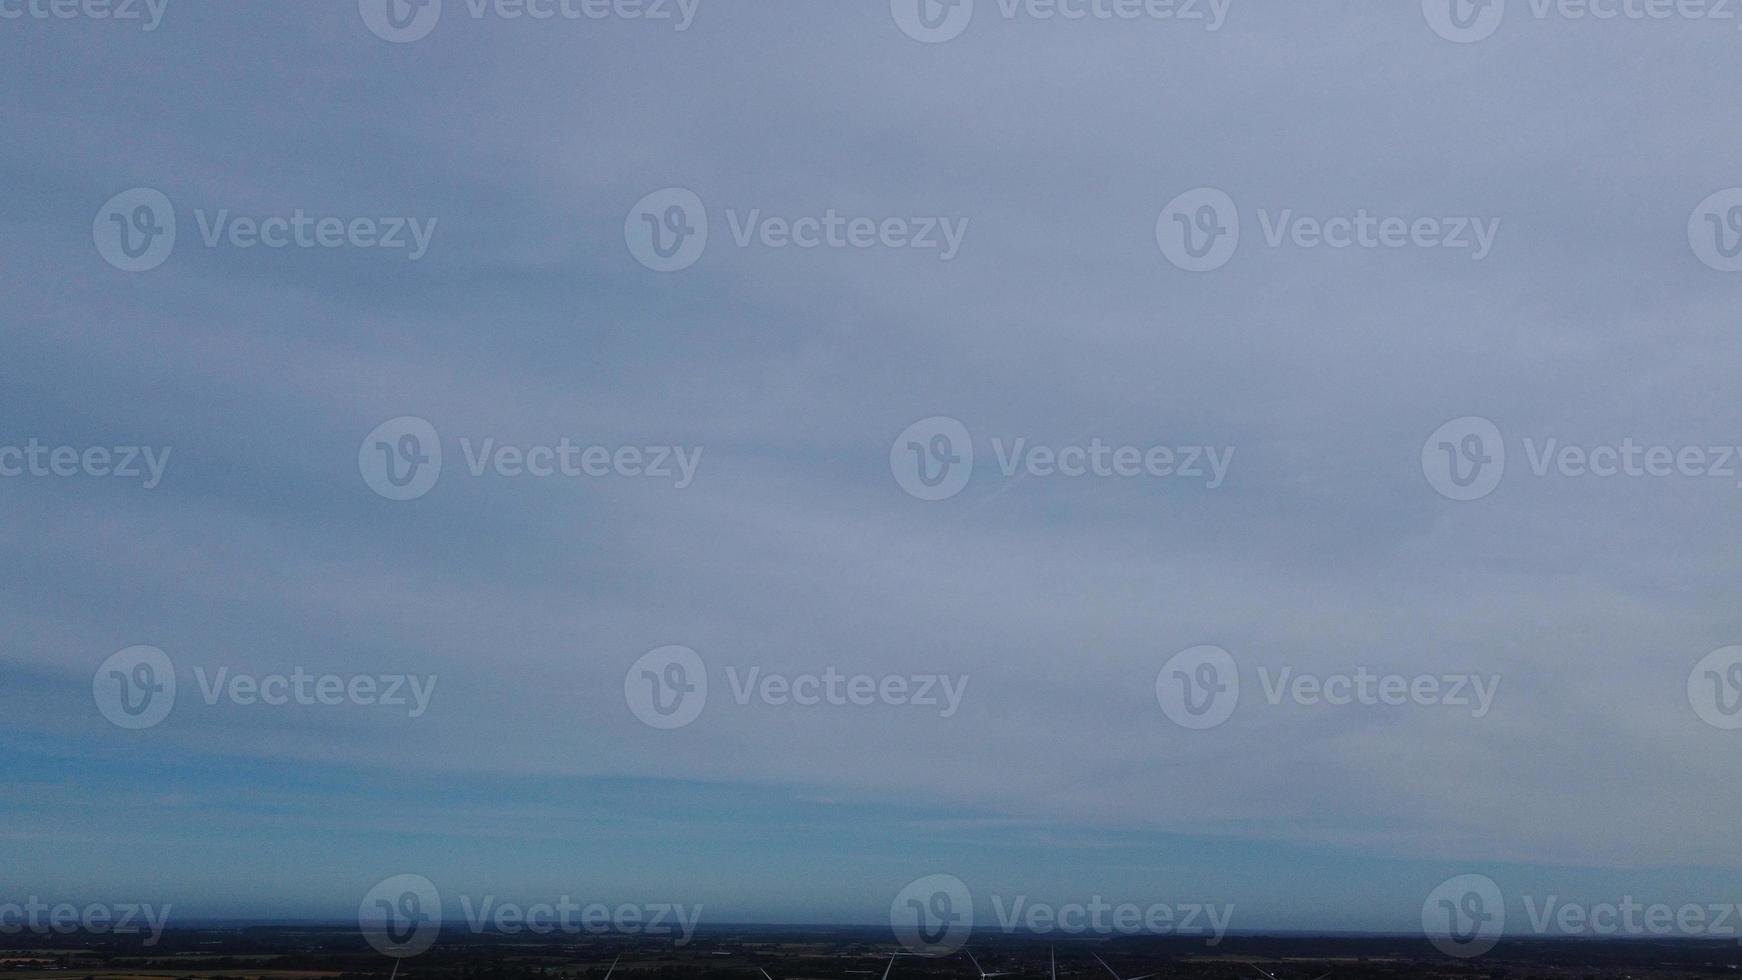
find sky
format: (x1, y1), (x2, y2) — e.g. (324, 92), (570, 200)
(4, 0), (1742, 941)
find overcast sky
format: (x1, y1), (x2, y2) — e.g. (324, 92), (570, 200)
(4, 0), (1742, 936)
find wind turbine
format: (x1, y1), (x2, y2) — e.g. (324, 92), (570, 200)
(1093, 954), (1154, 980)
(965, 950), (1011, 980)
(600, 955), (622, 980)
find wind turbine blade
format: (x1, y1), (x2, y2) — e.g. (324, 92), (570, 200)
(1050, 948), (1056, 980)
(1093, 955), (1121, 980)
(760, 969), (776, 980)
(603, 954), (622, 980)
(965, 950), (984, 975)
(881, 954), (898, 980)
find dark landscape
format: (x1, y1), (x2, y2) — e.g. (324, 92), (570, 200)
(5, 928), (1740, 980)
